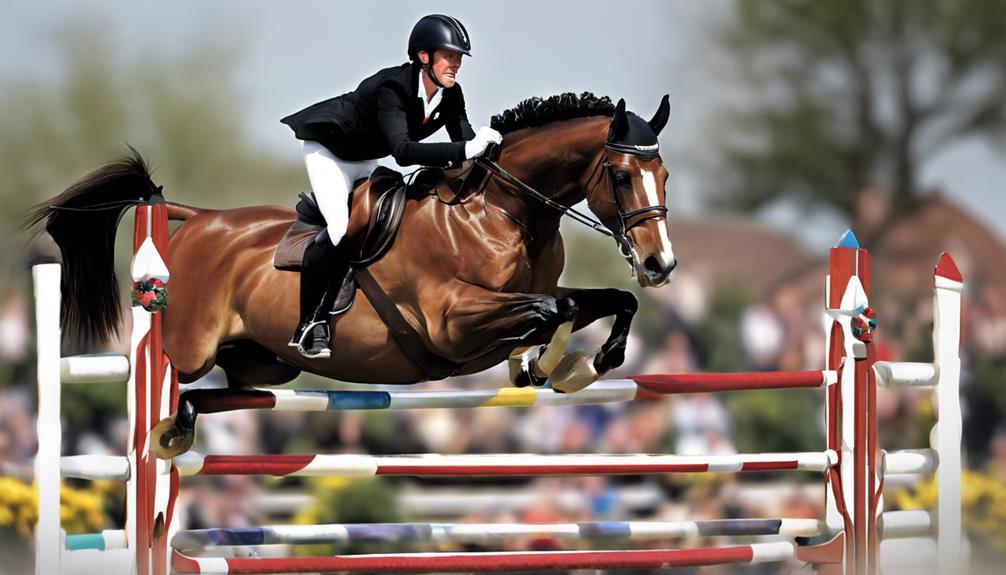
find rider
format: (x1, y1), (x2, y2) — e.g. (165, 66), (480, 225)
(281, 14), (502, 359)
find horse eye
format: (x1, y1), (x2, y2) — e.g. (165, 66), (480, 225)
(614, 172), (630, 185)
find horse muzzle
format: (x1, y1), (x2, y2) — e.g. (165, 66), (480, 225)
(635, 252), (676, 287)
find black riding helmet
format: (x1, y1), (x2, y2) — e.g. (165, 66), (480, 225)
(408, 14), (471, 61)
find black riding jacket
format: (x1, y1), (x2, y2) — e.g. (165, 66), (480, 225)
(281, 62), (476, 168)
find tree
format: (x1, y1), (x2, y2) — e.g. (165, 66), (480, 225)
(0, 22), (303, 400)
(0, 21), (303, 229)
(710, 0), (1006, 245)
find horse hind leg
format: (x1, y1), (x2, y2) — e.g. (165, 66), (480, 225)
(215, 340), (302, 388)
(507, 320), (574, 388)
(509, 320), (600, 394)
(151, 339), (301, 459)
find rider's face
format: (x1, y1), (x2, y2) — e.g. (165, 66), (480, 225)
(421, 49), (463, 88)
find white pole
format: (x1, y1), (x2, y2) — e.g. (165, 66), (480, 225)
(34, 263), (63, 575)
(933, 254), (964, 573)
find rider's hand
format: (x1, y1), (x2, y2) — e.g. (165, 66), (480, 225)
(465, 126), (503, 160)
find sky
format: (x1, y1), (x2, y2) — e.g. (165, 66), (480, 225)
(2, 0), (1004, 249)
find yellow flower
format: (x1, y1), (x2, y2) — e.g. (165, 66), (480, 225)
(890, 469), (1006, 551)
(0, 478), (112, 540)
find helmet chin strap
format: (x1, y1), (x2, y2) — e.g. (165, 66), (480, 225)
(422, 62), (446, 89)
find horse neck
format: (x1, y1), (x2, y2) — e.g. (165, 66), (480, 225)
(488, 118), (607, 240)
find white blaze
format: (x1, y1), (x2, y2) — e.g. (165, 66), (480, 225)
(639, 169), (675, 268)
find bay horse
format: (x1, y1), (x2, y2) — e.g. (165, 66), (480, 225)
(27, 93), (676, 458)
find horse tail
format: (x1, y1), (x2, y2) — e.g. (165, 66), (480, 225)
(23, 146), (162, 345)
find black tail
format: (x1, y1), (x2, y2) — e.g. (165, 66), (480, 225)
(23, 147), (162, 345)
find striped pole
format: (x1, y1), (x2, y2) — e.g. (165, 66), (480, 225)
(172, 542), (798, 574)
(171, 379), (649, 416)
(824, 230), (870, 574)
(66, 531), (129, 552)
(173, 451), (837, 477)
(171, 518), (827, 552)
(171, 371), (836, 418)
(131, 199), (175, 575)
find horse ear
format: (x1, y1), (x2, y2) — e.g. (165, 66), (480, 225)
(609, 98), (628, 141)
(648, 94), (670, 135)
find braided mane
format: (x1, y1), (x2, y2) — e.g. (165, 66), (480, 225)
(490, 92), (614, 134)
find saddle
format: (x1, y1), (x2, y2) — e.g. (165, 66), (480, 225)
(273, 163), (489, 316)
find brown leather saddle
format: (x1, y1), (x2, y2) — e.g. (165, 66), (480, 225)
(273, 163), (489, 316)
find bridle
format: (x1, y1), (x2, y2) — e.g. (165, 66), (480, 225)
(476, 141), (668, 269)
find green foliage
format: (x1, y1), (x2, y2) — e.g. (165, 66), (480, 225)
(725, 389), (823, 453)
(712, 0), (1006, 242)
(965, 355), (1006, 464)
(695, 281), (755, 373)
(972, 356), (1006, 419)
(60, 381), (127, 430)
(559, 225), (640, 290)
(0, 22), (303, 222)
(0, 22), (305, 401)
(313, 478), (403, 525)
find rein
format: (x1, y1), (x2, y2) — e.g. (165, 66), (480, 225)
(475, 143), (667, 265)
(475, 156), (615, 238)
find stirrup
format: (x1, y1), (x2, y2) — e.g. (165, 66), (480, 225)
(288, 323), (306, 347)
(288, 318), (319, 347)
(296, 320), (331, 359)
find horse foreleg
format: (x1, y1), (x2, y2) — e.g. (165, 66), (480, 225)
(543, 288), (638, 392)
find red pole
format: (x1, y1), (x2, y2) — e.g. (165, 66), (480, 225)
(854, 350), (868, 575)
(631, 370), (828, 393)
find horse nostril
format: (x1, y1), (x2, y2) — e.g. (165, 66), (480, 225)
(643, 256), (664, 276)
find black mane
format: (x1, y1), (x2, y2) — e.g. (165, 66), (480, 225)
(490, 92), (614, 134)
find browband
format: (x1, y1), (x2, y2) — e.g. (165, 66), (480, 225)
(604, 141), (660, 160)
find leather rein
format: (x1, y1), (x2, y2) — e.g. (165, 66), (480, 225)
(475, 142), (667, 264)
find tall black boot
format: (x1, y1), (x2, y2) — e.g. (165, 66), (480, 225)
(290, 236), (345, 359)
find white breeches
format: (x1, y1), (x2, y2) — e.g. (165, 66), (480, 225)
(302, 140), (378, 246)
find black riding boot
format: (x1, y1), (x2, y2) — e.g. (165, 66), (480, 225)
(291, 237), (350, 359)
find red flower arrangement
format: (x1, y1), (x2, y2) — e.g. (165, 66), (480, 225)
(131, 278), (168, 312)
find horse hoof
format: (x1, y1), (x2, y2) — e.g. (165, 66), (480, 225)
(512, 366), (548, 388)
(508, 345), (550, 388)
(150, 416), (194, 460)
(549, 351), (600, 394)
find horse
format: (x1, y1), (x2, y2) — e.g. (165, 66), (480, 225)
(27, 93), (677, 458)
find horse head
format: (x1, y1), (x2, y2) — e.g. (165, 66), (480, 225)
(586, 95), (676, 287)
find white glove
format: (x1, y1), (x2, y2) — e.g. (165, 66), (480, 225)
(464, 126), (503, 160)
